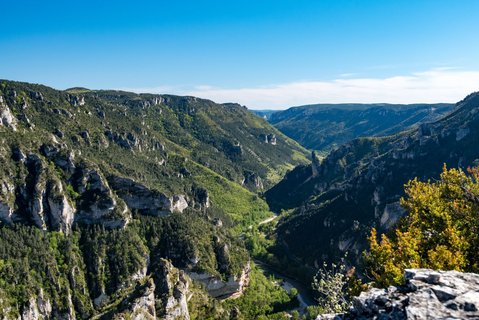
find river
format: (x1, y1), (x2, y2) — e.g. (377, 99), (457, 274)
(254, 260), (316, 313)
(254, 213), (317, 313)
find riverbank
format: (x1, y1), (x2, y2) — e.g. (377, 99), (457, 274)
(255, 259), (316, 314)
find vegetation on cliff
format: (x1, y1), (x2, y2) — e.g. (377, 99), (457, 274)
(366, 165), (479, 287)
(266, 103), (453, 152)
(0, 80), (307, 318)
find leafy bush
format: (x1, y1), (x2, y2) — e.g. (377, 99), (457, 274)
(365, 165), (479, 287)
(312, 259), (351, 314)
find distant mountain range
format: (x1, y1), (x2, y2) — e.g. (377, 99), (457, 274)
(265, 92), (479, 270)
(254, 103), (455, 152)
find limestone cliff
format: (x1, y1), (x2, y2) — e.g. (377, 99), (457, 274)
(154, 259), (191, 320)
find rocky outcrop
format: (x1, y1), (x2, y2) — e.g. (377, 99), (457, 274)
(188, 262), (250, 299)
(104, 130), (140, 150)
(108, 176), (189, 215)
(68, 95), (85, 107)
(379, 202), (405, 229)
(46, 179), (75, 234)
(154, 259), (191, 320)
(269, 134), (277, 145)
(214, 236), (231, 274)
(73, 166), (130, 228)
(8, 155), (76, 233)
(260, 133), (277, 145)
(79, 130), (90, 144)
(0, 96), (17, 131)
(0, 180), (15, 224)
(20, 290), (52, 320)
(318, 269), (479, 319)
(23, 154), (49, 230)
(191, 187), (210, 210)
(170, 195), (188, 213)
(116, 279), (157, 320)
(29, 91), (44, 101)
(52, 108), (73, 118)
(39, 144), (76, 174)
(0, 201), (13, 224)
(242, 171), (264, 190)
(456, 127), (470, 141)
(108, 176), (172, 216)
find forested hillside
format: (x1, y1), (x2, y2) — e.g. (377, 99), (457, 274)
(266, 103), (453, 152)
(0, 80), (308, 319)
(265, 92), (479, 273)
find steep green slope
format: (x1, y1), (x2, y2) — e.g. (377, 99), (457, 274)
(265, 92), (479, 272)
(267, 103), (454, 152)
(0, 80), (306, 318)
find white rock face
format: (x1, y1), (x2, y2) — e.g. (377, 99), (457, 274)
(93, 291), (109, 307)
(0, 180), (14, 224)
(108, 176), (190, 215)
(29, 181), (48, 231)
(170, 195), (188, 213)
(20, 290), (52, 320)
(47, 180), (75, 234)
(21, 297), (41, 320)
(68, 95), (85, 107)
(36, 290), (52, 319)
(0, 96), (17, 131)
(155, 259), (191, 320)
(21, 156), (76, 233)
(128, 279), (156, 320)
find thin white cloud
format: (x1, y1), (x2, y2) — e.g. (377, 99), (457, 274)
(124, 68), (479, 109)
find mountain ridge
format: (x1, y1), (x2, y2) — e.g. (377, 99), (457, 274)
(265, 91), (479, 270)
(265, 102), (455, 152)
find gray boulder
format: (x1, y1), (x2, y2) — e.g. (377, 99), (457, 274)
(318, 269), (479, 320)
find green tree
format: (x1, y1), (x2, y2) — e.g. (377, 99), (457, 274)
(365, 165), (479, 287)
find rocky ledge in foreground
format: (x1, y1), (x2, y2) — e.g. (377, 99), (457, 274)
(319, 269), (479, 320)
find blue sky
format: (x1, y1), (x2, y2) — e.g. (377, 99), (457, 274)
(1, 0), (479, 108)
